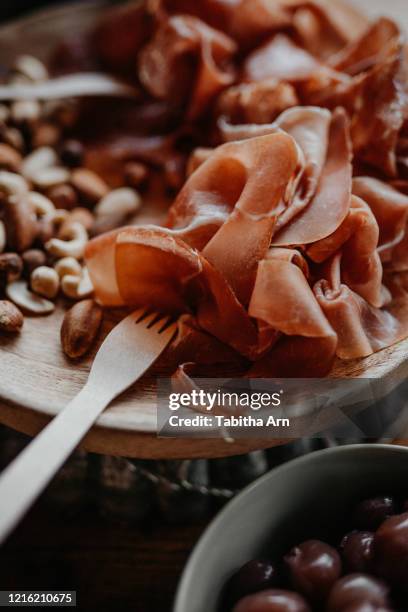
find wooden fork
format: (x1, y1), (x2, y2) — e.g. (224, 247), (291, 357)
(0, 309), (177, 545)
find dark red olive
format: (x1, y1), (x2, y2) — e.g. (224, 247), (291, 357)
(373, 512), (408, 589)
(223, 560), (278, 609)
(284, 540), (341, 601)
(232, 589), (311, 612)
(327, 574), (389, 611)
(340, 531), (374, 573)
(353, 497), (396, 531)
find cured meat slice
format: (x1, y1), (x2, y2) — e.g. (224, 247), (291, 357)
(216, 79), (299, 125)
(138, 14), (237, 119)
(86, 228), (124, 307)
(273, 108), (352, 245)
(219, 106), (332, 231)
(315, 255), (405, 359)
(248, 247), (337, 376)
(307, 196), (385, 308)
(167, 130), (300, 299)
(329, 17), (400, 75)
(166, 314), (246, 368)
(352, 177), (408, 257)
(201, 132), (300, 304)
(243, 34), (326, 83)
(311, 38), (408, 177)
(86, 226), (270, 359)
(248, 249), (330, 338)
(139, 0), (368, 51)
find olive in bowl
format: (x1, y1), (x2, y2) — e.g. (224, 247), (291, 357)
(174, 445), (408, 612)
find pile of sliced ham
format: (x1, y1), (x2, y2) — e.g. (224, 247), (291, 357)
(84, 0), (408, 377)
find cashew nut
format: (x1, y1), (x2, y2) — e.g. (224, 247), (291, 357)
(13, 55), (49, 83)
(3, 128), (24, 153)
(6, 280), (55, 315)
(53, 209), (69, 227)
(54, 257), (82, 279)
(95, 188), (141, 218)
(0, 171), (29, 198)
(32, 167), (71, 189)
(31, 266), (60, 299)
(45, 221), (88, 259)
(21, 146), (58, 182)
(28, 191), (56, 218)
(0, 220), (6, 253)
(11, 100), (41, 125)
(61, 267), (93, 300)
(0, 104), (10, 123)
(93, 187), (141, 234)
(27, 192), (57, 245)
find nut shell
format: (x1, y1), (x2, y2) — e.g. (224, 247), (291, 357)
(61, 299), (103, 359)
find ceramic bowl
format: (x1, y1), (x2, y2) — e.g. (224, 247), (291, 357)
(174, 444), (408, 612)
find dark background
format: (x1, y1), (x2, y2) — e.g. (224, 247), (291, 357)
(0, 1), (79, 21)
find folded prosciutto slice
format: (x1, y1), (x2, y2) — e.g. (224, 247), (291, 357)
(83, 0), (408, 378)
(86, 226), (272, 359)
(138, 13), (237, 119)
(219, 107), (352, 243)
(307, 196), (386, 309)
(314, 254), (407, 360)
(86, 100), (408, 377)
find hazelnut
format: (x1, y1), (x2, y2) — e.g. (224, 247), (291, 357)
(22, 249), (47, 277)
(0, 252), (23, 290)
(46, 184), (78, 210)
(60, 140), (84, 168)
(124, 161), (149, 189)
(31, 266), (60, 299)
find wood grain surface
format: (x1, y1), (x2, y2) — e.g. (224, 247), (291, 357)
(0, 0), (407, 459)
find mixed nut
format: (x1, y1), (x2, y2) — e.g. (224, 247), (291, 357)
(222, 495), (408, 612)
(0, 54), (145, 357)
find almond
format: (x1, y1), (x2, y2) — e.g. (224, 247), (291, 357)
(61, 299), (103, 359)
(0, 300), (24, 333)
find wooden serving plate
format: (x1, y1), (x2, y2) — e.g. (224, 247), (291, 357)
(0, 0), (407, 459)
(0, 303), (407, 459)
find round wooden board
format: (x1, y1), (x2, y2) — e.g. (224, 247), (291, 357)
(0, 0), (407, 458)
(0, 302), (407, 458)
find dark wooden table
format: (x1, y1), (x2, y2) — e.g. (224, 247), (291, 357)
(0, 426), (211, 612)
(0, 497), (206, 611)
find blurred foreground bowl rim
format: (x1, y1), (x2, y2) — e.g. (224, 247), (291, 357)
(174, 443), (408, 612)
